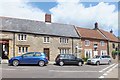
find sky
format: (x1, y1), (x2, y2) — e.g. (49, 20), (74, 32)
(0, 0), (119, 36)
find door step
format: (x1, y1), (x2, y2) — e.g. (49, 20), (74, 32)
(1, 59), (8, 64)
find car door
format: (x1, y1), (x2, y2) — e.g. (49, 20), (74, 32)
(100, 56), (106, 64)
(20, 52), (35, 64)
(68, 55), (77, 64)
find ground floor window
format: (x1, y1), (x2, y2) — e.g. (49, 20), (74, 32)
(84, 49), (92, 58)
(18, 46), (28, 54)
(101, 50), (107, 55)
(59, 49), (69, 54)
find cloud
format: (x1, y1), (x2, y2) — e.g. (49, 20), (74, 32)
(50, 1), (118, 36)
(0, 0), (45, 21)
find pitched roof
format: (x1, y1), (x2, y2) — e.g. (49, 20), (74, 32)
(98, 29), (118, 42)
(0, 17), (79, 38)
(76, 27), (107, 40)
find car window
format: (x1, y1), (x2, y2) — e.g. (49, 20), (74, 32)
(23, 52), (35, 57)
(35, 52), (41, 57)
(101, 56), (105, 58)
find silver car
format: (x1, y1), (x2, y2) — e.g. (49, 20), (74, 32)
(87, 55), (111, 66)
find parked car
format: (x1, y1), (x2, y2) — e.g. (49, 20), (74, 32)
(0, 57), (1, 64)
(9, 52), (48, 67)
(87, 55), (111, 66)
(55, 54), (84, 66)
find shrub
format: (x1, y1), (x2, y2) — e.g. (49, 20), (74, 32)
(82, 57), (89, 62)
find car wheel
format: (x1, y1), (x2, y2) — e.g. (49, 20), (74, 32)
(96, 61), (100, 66)
(78, 62), (82, 66)
(108, 60), (111, 65)
(59, 61), (64, 66)
(12, 60), (19, 66)
(38, 61), (45, 67)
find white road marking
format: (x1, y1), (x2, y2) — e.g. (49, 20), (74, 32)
(106, 64), (118, 73)
(99, 76), (104, 78)
(99, 63), (115, 72)
(49, 70), (98, 73)
(98, 63), (118, 78)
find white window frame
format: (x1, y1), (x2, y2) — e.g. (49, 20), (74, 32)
(18, 34), (27, 41)
(18, 46), (28, 54)
(101, 50), (107, 55)
(100, 41), (105, 46)
(85, 40), (90, 46)
(59, 37), (69, 44)
(59, 49), (69, 54)
(43, 36), (50, 43)
(84, 49), (92, 58)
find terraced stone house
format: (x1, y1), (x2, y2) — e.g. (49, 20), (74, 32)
(0, 14), (80, 61)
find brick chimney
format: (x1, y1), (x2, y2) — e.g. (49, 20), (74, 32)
(94, 22), (98, 29)
(110, 29), (113, 33)
(45, 14), (51, 23)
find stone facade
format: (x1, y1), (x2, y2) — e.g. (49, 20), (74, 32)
(1, 32), (80, 61)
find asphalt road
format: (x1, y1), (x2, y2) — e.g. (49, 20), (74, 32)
(0, 63), (118, 78)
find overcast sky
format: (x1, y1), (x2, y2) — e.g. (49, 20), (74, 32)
(0, 0), (119, 36)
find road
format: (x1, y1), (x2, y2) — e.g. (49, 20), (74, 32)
(0, 63), (119, 78)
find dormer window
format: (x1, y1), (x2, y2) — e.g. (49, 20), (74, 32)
(18, 34), (27, 41)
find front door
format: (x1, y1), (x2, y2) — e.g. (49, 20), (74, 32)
(43, 48), (50, 60)
(93, 51), (98, 56)
(0, 40), (9, 59)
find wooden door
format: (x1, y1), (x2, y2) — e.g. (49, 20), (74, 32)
(43, 48), (50, 60)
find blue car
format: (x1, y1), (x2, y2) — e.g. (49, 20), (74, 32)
(9, 52), (48, 67)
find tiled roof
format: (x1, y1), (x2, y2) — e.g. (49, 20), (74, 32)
(99, 29), (118, 42)
(0, 17), (79, 38)
(76, 27), (107, 40)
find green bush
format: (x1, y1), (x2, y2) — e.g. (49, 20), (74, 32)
(82, 57), (89, 62)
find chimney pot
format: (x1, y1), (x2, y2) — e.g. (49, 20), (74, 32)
(110, 29), (113, 33)
(45, 14), (51, 23)
(95, 22), (98, 29)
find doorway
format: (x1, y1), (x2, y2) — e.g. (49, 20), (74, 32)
(43, 48), (50, 60)
(0, 40), (9, 59)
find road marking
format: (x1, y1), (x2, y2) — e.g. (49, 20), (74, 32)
(99, 76), (104, 78)
(99, 63), (118, 78)
(99, 63), (115, 72)
(106, 64), (118, 73)
(49, 70), (98, 73)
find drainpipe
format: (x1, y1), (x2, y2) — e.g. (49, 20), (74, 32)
(107, 41), (109, 55)
(13, 32), (15, 57)
(72, 38), (74, 53)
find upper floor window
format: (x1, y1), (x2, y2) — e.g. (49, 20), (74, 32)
(43, 37), (50, 43)
(112, 43), (115, 48)
(85, 40), (90, 46)
(60, 37), (69, 44)
(100, 41), (105, 46)
(18, 34), (27, 41)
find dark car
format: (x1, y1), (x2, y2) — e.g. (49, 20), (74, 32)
(55, 54), (84, 66)
(9, 52), (48, 67)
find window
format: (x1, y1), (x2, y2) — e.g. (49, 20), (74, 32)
(85, 40), (90, 46)
(23, 52), (34, 57)
(59, 49), (69, 54)
(60, 38), (69, 44)
(100, 41), (105, 46)
(44, 37), (50, 43)
(35, 52), (41, 57)
(18, 34), (27, 41)
(112, 43), (115, 48)
(18, 46), (28, 54)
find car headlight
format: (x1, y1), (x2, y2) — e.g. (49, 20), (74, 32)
(91, 60), (96, 62)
